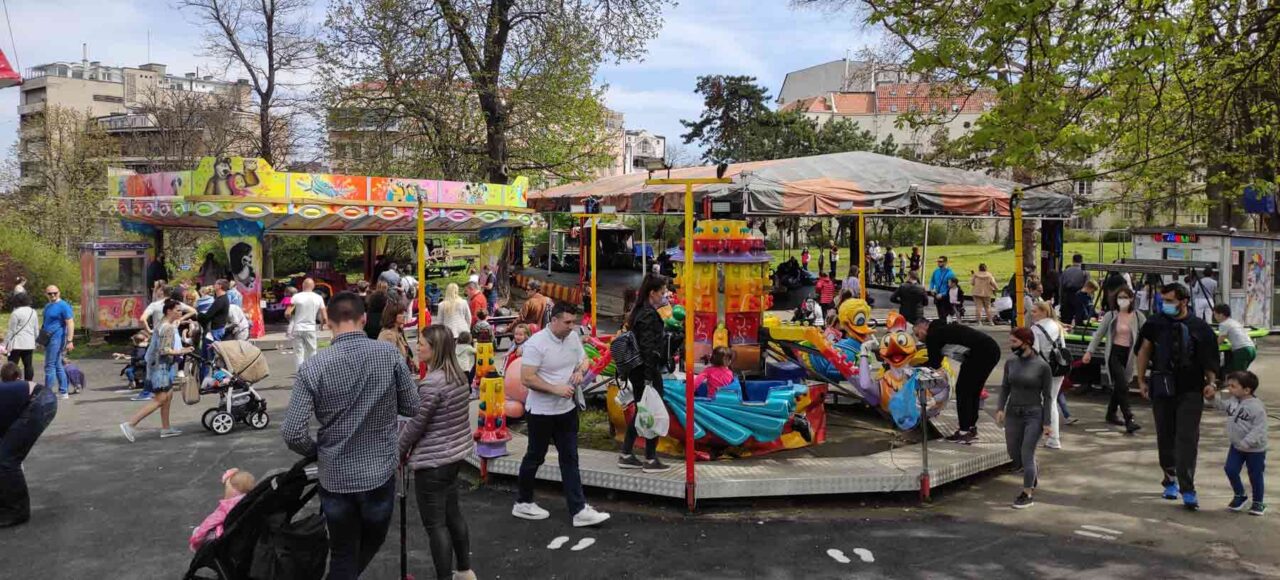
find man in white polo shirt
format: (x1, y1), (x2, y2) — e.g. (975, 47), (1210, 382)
(286, 278), (327, 369)
(512, 301), (610, 528)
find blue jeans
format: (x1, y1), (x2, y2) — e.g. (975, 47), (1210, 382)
(1225, 447), (1266, 502)
(0, 384), (57, 525)
(200, 327), (226, 381)
(1057, 389), (1071, 419)
(517, 409), (586, 515)
(318, 475), (396, 580)
(43, 335), (68, 395)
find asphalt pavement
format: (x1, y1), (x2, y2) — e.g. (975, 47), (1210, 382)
(2, 338), (1277, 579)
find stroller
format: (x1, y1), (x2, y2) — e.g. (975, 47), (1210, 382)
(190, 340), (272, 436)
(184, 457), (328, 580)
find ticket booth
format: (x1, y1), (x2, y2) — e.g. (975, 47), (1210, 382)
(1132, 227), (1280, 331)
(78, 242), (151, 333)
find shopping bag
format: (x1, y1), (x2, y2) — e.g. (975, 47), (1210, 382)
(635, 386), (670, 438)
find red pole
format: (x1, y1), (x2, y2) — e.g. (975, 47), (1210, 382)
(684, 183), (697, 513)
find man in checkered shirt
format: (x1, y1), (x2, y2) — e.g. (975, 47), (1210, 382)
(282, 291), (419, 579)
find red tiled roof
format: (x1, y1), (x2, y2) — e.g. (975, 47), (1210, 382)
(780, 92), (875, 115)
(874, 83), (996, 114)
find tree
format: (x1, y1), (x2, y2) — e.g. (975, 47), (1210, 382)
(178, 0), (314, 167)
(321, 0), (672, 185)
(119, 85), (257, 173)
(663, 141), (697, 168)
(7, 106), (117, 254)
(680, 75), (773, 164)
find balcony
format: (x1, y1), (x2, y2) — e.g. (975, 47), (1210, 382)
(18, 102), (45, 115)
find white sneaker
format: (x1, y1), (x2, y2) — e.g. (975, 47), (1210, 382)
(59, 393), (69, 400)
(511, 502), (550, 520)
(572, 504), (611, 528)
(120, 422), (136, 443)
(160, 428), (183, 439)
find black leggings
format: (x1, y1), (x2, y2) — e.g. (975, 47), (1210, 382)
(7, 350), (33, 381)
(622, 366), (663, 461)
(1106, 348), (1133, 421)
(414, 462), (471, 580)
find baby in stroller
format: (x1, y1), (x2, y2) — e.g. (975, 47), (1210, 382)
(190, 468), (257, 552)
(197, 341), (271, 435)
(114, 331), (150, 390)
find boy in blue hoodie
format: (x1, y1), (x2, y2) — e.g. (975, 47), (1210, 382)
(1207, 370), (1268, 516)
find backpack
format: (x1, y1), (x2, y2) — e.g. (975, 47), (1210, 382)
(609, 329), (643, 378)
(1032, 324), (1071, 377)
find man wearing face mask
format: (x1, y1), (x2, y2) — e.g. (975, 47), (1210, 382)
(1134, 283), (1219, 510)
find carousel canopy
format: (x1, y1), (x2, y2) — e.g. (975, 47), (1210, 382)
(530, 150), (1073, 218)
(104, 157), (534, 233)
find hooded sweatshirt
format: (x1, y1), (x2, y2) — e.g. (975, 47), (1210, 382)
(1215, 394), (1269, 453)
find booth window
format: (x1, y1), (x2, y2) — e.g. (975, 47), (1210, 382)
(97, 256), (147, 297)
(1232, 250), (1245, 289)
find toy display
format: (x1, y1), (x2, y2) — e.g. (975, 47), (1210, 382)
(474, 371), (511, 459)
(855, 312), (951, 430)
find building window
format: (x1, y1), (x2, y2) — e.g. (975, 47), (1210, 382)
(983, 101), (994, 111)
(951, 103), (960, 112)
(889, 88), (896, 96)
(1232, 250), (1245, 289)
(1074, 180), (1094, 197)
(1068, 216), (1094, 230)
(1186, 212), (1208, 226)
(93, 94), (124, 103)
(889, 104), (897, 113)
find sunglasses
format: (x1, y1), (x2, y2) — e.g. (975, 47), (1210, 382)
(46, 292), (58, 296)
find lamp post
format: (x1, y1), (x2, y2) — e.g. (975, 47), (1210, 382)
(644, 175), (731, 513)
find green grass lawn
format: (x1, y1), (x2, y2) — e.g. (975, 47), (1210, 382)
(769, 242), (1131, 286)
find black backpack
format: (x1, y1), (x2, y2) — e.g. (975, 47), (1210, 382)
(1032, 324), (1071, 377)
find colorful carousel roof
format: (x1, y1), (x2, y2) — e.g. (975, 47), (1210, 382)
(104, 157), (534, 233)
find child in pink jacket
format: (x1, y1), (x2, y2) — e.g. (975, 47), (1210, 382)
(189, 468), (256, 552)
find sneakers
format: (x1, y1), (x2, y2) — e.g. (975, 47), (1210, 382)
(1125, 419), (1142, 434)
(120, 422), (136, 443)
(1064, 417), (1079, 426)
(946, 429), (976, 443)
(642, 459), (672, 474)
(572, 504), (611, 528)
(617, 454), (644, 469)
(58, 393), (69, 400)
(453, 571), (478, 580)
(1162, 482), (1180, 500)
(1228, 495), (1249, 512)
(1043, 440), (1062, 450)
(160, 428), (183, 439)
(130, 392), (154, 402)
(944, 430), (967, 442)
(1105, 415), (1125, 426)
(1182, 491), (1200, 511)
(1012, 492), (1035, 509)
(511, 502), (550, 521)
(1249, 502), (1267, 516)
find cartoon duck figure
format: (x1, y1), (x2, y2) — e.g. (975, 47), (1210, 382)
(808, 298), (873, 382)
(858, 311), (951, 430)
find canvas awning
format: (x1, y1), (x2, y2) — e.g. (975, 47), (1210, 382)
(529, 151), (1073, 218)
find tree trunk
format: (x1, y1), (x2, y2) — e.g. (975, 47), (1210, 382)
(480, 91), (509, 184)
(259, 102), (274, 167)
(1206, 164), (1227, 228)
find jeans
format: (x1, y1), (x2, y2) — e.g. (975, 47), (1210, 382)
(414, 463), (472, 580)
(295, 329), (319, 368)
(1152, 391), (1204, 493)
(1225, 447), (1266, 502)
(1045, 376), (1065, 446)
(7, 349), (33, 381)
(1106, 348), (1133, 421)
(43, 335), (68, 395)
(318, 475), (397, 580)
(200, 327), (226, 381)
(0, 384), (57, 525)
(517, 409), (586, 516)
(1004, 405), (1044, 489)
(622, 366), (663, 461)
(955, 354), (999, 432)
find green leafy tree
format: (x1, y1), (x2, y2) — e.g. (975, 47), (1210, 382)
(680, 75), (774, 164)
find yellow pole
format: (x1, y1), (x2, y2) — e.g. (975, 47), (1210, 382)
(682, 181), (696, 512)
(590, 215), (598, 337)
(417, 196), (426, 331)
(857, 212), (866, 294)
(1013, 189), (1025, 328)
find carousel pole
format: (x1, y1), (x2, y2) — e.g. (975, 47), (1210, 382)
(1013, 189), (1026, 327)
(417, 196), (427, 328)
(590, 215), (598, 338)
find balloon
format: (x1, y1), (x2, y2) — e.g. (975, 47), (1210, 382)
(671, 304), (686, 321)
(665, 317), (682, 331)
(504, 401), (525, 419)
(504, 359), (528, 405)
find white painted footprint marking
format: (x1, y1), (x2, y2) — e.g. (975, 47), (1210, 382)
(571, 538), (596, 551)
(547, 536), (570, 550)
(827, 549), (851, 564)
(852, 548), (875, 563)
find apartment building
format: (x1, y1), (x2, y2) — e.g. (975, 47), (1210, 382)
(18, 57), (254, 187)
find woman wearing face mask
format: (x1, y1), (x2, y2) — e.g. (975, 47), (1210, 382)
(1083, 287), (1145, 433)
(1030, 300), (1069, 449)
(997, 327), (1054, 509)
(617, 275), (673, 473)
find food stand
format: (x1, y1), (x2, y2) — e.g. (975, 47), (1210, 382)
(79, 242), (151, 333)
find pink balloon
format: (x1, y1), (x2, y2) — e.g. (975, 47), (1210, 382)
(504, 400), (525, 419)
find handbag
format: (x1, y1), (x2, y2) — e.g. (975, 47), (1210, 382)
(35, 329), (51, 348)
(609, 329), (642, 377)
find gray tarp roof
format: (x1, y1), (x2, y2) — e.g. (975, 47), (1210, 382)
(530, 151), (1073, 218)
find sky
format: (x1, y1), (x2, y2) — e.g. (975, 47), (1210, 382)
(0, 0), (879, 159)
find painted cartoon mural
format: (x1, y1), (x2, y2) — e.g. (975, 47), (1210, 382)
(1244, 250), (1269, 327)
(218, 219), (265, 338)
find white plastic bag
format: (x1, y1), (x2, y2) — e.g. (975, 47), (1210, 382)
(635, 386), (670, 439)
(993, 296), (1013, 312)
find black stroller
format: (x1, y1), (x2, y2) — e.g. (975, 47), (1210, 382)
(184, 457), (328, 580)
